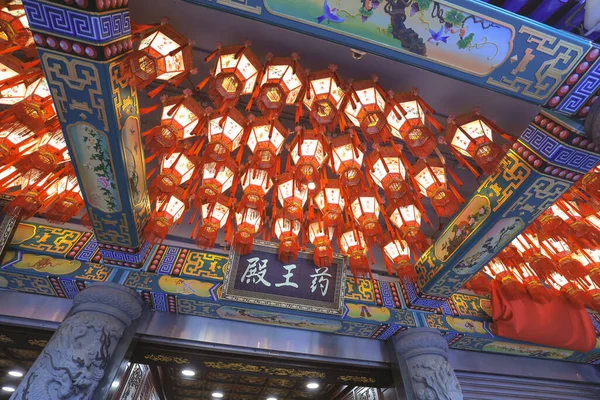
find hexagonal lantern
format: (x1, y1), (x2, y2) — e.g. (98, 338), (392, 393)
(388, 203), (428, 253)
(308, 221), (335, 268)
(339, 225), (371, 281)
(205, 107), (247, 163)
(343, 77), (390, 143)
(234, 206), (264, 255)
(247, 117), (287, 173)
(348, 190), (382, 245)
(277, 172), (308, 222)
(413, 159), (460, 218)
(256, 54), (306, 117)
(274, 216), (302, 263)
(239, 167), (273, 212)
(289, 127), (328, 191)
(145, 189), (187, 243)
(195, 158), (237, 205)
(330, 133), (364, 187)
(196, 195), (230, 248)
(367, 146), (409, 201)
(303, 65), (345, 133)
(380, 236), (413, 278)
(150, 152), (196, 199)
(313, 180), (345, 228)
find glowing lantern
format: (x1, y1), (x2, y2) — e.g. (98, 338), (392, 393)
(256, 54), (306, 117)
(537, 204), (568, 234)
(144, 189), (187, 243)
(583, 248), (600, 287)
(42, 174), (83, 224)
(123, 24), (193, 90)
(339, 225), (370, 280)
(246, 117), (287, 173)
(149, 152), (196, 199)
(303, 65), (345, 132)
(11, 128), (69, 180)
(581, 165), (600, 202)
(381, 236), (413, 278)
(330, 133), (364, 187)
(387, 91), (439, 158)
(413, 159), (460, 218)
(205, 41), (262, 109)
(239, 168), (273, 212)
(277, 173), (308, 221)
(195, 195), (230, 248)
(512, 233), (556, 280)
(348, 191), (381, 244)
(0, 121), (36, 163)
(14, 77), (55, 130)
(308, 221), (335, 267)
(205, 108), (247, 163)
(274, 216), (301, 263)
(547, 271), (589, 307)
(4, 171), (52, 220)
(541, 238), (590, 280)
(313, 180), (345, 228)
(289, 128), (328, 190)
(445, 112), (505, 174)
(234, 207), (263, 255)
(367, 146), (409, 201)
(388, 204), (428, 252)
(343, 77), (390, 143)
(144, 95), (205, 156)
(483, 258), (526, 300)
(195, 158), (237, 205)
(0, 4), (31, 53)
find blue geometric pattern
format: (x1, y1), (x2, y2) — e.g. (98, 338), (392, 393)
(60, 278), (79, 299)
(520, 124), (600, 173)
(158, 247), (179, 275)
(23, 1), (130, 44)
(76, 239), (98, 262)
(591, 314), (600, 335)
(377, 324), (401, 341)
(151, 292), (167, 312)
(100, 241), (151, 265)
(403, 277), (446, 310)
(439, 301), (454, 316)
(558, 59), (600, 114)
(379, 281), (395, 309)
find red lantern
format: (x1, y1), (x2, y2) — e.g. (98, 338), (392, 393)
(144, 95), (205, 157)
(149, 152), (196, 199)
(255, 54), (306, 118)
(466, 273), (491, 296)
(303, 65), (345, 133)
(537, 206), (568, 234)
(367, 146), (410, 201)
(348, 191), (382, 245)
(0, 5), (32, 54)
(205, 108), (247, 163)
(445, 112), (506, 174)
(339, 225), (371, 281)
(330, 133), (365, 187)
(386, 91), (440, 158)
(205, 41), (262, 109)
(195, 158), (237, 205)
(144, 189), (187, 243)
(388, 204), (428, 253)
(239, 167), (273, 213)
(313, 180), (345, 228)
(483, 258), (526, 300)
(308, 221), (334, 267)
(380, 236), (414, 278)
(123, 24), (193, 91)
(541, 238), (590, 280)
(41, 173), (83, 225)
(277, 173), (308, 222)
(234, 206), (263, 255)
(14, 77), (55, 130)
(4, 172), (52, 220)
(0, 121), (37, 163)
(247, 117), (287, 174)
(274, 216), (301, 263)
(512, 233), (556, 281)
(343, 77), (390, 143)
(289, 128), (328, 191)
(547, 272), (589, 307)
(195, 195), (230, 248)
(413, 159), (460, 218)
(581, 165), (600, 202)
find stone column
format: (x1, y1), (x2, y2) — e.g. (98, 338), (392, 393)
(392, 328), (463, 400)
(11, 283), (144, 400)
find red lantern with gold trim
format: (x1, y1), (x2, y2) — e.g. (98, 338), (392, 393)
(0, 121), (37, 163)
(541, 238), (590, 281)
(330, 132), (365, 188)
(483, 258), (526, 300)
(388, 203), (428, 253)
(339, 224), (370, 281)
(308, 221), (335, 268)
(313, 180), (345, 229)
(342, 77), (390, 143)
(466, 273), (491, 296)
(195, 195), (230, 248)
(254, 53), (306, 118)
(239, 167), (273, 215)
(204, 41), (262, 109)
(0, 4), (32, 54)
(144, 188), (187, 244)
(274, 215), (302, 263)
(41, 172), (83, 225)
(289, 127), (328, 191)
(511, 233), (556, 281)
(194, 158), (237, 205)
(205, 107), (247, 163)
(246, 116), (287, 174)
(413, 159), (460, 218)
(303, 65), (345, 133)
(348, 190), (381, 245)
(367, 146), (409, 201)
(380, 235), (414, 278)
(445, 112), (506, 174)
(547, 272), (590, 308)
(149, 152), (196, 199)
(277, 172), (308, 222)
(234, 206), (263, 255)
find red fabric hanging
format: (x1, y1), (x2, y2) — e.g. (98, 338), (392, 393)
(491, 280), (596, 353)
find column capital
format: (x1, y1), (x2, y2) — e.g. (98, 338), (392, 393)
(72, 282), (144, 326)
(392, 328), (463, 400)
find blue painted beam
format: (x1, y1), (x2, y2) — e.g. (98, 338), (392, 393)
(529, 0), (571, 23)
(22, 0), (151, 268)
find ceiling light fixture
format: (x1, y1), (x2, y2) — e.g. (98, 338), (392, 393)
(8, 370), (23, 378)
(212, 392), (224, 398)
(181, 369), (196, 377)
(2, 386), (15, 393)
(267, 397), (278, 400)
(111, 381), (120, 388)
(306, 382), (320, 389)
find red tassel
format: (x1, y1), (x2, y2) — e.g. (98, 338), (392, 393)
(148, 82), (169, 99)
(196, 75), (211, 92)
(139, 102), (162, 115)
(446, 165), (464, 187)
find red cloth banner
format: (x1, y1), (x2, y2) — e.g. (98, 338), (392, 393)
(491, 280), (597, 353)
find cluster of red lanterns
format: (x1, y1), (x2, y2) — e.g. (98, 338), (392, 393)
(467, 187), (600, 312)
(136, 33), (513, 281)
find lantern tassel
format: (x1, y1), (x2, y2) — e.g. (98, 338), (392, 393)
(139, 102), (162, 115)
(148, 82), (169, 99)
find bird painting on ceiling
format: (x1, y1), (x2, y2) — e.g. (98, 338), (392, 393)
(427, 25), (450, 46)
(316, 0), (345, 24)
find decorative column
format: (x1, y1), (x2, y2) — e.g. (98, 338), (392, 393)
(392, 328), (463, 400)
(22, 0), (152, 268)
(406, 108), (600, 311)
(11, 283), (144, 399)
